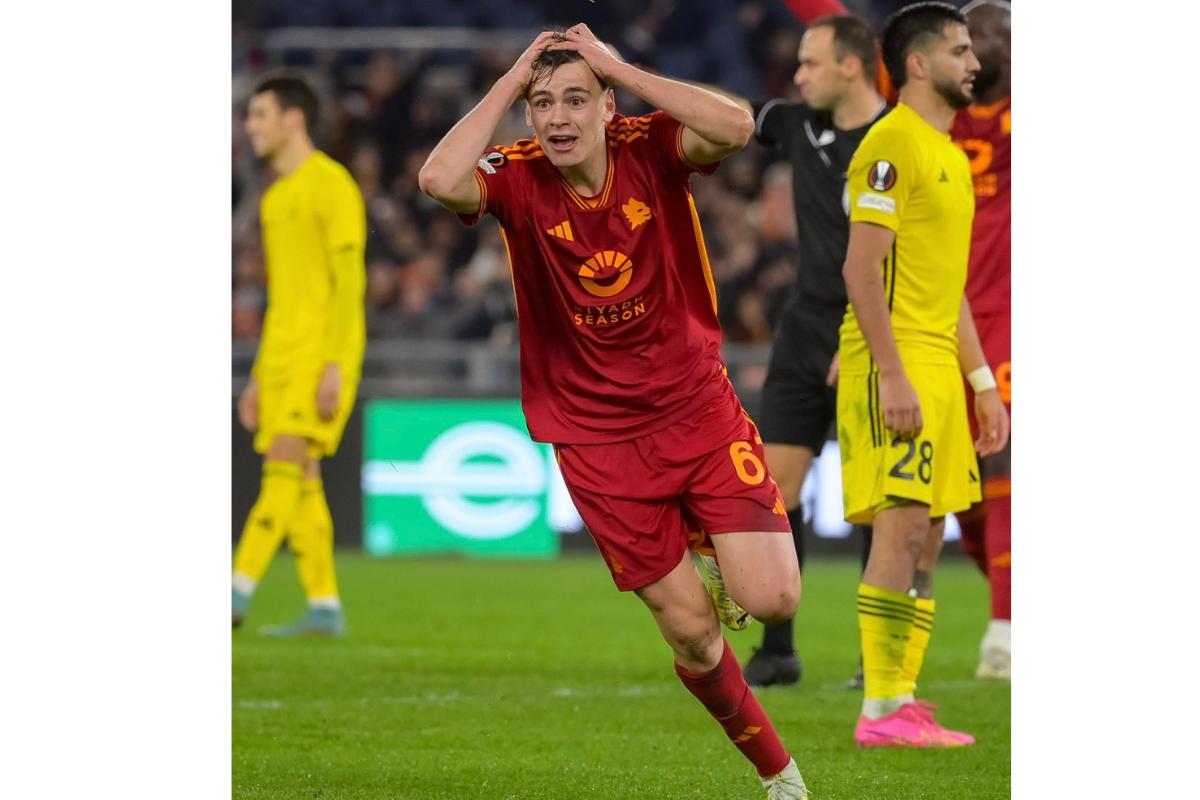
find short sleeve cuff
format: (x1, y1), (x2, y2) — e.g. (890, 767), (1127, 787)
(675, 124), (720, 176)
(454, 170), (489, 227)
(849, 192), (901, 231)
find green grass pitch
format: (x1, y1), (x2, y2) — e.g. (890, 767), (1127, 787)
(233, 554), (1010, 799)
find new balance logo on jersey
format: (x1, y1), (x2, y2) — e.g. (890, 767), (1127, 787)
(546, 221), (574, 241)
(939, 169), (949, 183)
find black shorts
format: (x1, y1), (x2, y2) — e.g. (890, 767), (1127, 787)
(756, 301), (845, 453)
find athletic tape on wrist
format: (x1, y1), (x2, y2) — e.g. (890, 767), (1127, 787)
(967, 366), (997, 393)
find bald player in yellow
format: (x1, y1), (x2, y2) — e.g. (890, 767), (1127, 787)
(836, 3), (1008, 747)
(233, 75), (366, 636)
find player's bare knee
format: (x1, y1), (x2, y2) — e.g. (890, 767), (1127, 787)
(884, 512), (929, 561)
(671, 624), (722, 671)
(735, 568), (800, 624)
(266, 435), (308, 465)
(780, 576), (801, 617)
(750, 585), (800, 625)
(659, 603), (721, 666)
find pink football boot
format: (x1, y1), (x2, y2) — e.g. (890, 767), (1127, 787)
(854, 701), (975, 748)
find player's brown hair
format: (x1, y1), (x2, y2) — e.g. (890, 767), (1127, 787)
(807, 14), (878, 82)
(881, 1), (967, 88)
(525, 29), (611, 100)
(253, 74), (319, 136)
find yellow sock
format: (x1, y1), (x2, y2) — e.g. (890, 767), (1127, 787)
(232, 460), (304, 584)
(289, 478), (340, 604)
(857, 583), (916, 713)
(899, 597), (935, 696)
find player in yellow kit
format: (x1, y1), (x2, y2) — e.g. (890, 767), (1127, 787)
(836, 3), (1008, 747)
(232, 75), (366, 636)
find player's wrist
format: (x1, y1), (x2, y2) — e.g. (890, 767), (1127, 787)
(601, 59), (636, 89)
(877, 363), (905, 380)
(966, 365), (997, 393)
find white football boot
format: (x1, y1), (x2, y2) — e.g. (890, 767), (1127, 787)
(761, 758), (808, 799)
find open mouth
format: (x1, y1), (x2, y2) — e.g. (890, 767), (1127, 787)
(547, 134), (578, 153)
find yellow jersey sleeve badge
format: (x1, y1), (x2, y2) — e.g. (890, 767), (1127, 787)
(866, 160), (897, 191)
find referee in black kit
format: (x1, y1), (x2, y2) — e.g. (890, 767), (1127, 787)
(732, 13), (888, 688)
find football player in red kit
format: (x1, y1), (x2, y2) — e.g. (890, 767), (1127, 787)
(418, 26), (809, 799)
(950, 0), (1012, 681)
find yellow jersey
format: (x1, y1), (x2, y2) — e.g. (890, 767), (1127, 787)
(254, 151), (367, 384)
(839, 102), (975, 371)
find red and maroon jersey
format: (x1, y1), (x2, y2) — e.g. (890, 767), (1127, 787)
(951, 97), (1011, 318)
(457, 111), (731, 444)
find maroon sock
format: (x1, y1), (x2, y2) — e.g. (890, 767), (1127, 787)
(985, 493), (1012, 620)
(958, 509), (989, 576)
(675, 639), (791, 777)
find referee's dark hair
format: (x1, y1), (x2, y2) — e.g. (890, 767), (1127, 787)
(807, 14), (878, 83)
(253, 74), (319, 137)
(881, 2), (968, 88)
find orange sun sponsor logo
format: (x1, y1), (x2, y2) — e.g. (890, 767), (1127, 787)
(578, 250), (633, 298)
(621, 196), (652, 230)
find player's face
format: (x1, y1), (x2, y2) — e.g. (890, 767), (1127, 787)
(525, 60), (615, 169)
(793, 27), (852, 111)
(245, 92), (290, 159)
(927, 23), (980, 110)
(965, 5), (1010, 97)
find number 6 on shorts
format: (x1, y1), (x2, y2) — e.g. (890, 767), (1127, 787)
(729, 440), (766, 485)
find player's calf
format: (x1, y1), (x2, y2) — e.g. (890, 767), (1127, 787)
(676, 639), (794, 778)
(862, 503), (930, 593)
(636, 554), (726, 672)
(956, 504), (989, 576)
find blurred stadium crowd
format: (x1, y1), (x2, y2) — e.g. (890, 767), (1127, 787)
(232, 0), (908, 346)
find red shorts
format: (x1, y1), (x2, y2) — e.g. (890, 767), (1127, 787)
(554, 386), (792, 591)
(966, 309), (1011, 486)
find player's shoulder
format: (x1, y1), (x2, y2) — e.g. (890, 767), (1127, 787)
(492, 137), (546, 160)
(307, 152), (362, 195)
(479, 137), (547, 176)
(853, 107), (922, 162)
(862, 105), (919, 141)
(953, 96), (1011, 139)
(606, 112), (658, 150)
